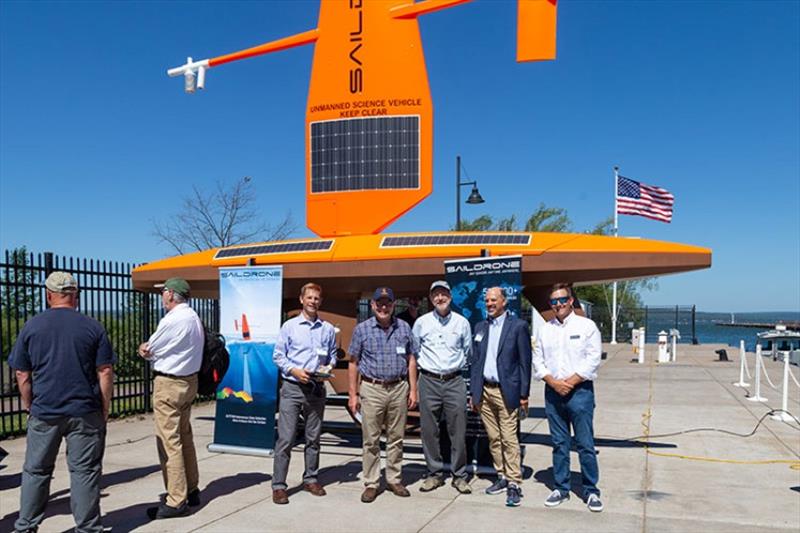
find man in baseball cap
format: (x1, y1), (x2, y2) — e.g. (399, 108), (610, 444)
(411, 279), (473, 494)
(348, 286), (417, 502)
(153, 278), (191, 298)
(10, 271), (115, 532)
(44, 271), (78, 293)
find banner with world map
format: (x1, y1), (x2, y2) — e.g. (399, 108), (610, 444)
(444, 255), (523, 328)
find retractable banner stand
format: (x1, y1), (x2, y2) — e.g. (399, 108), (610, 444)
(444, 255), (523, 472)
(208, 266), (283, 456)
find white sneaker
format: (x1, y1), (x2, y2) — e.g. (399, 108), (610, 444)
(544, 489), (569, 507)
(586, 493), (604, 512)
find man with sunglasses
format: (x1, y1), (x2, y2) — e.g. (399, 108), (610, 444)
(138, 278), (204, 520)
(532, 283), (603, 512)
(348, 287), (417, 503)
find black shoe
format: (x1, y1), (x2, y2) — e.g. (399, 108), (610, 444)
(147, 502), (190, 520)
(485, 477), (508, 495)
(159, 490), (201, 507)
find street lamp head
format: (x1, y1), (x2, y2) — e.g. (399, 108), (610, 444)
(466, 185), (484, 204)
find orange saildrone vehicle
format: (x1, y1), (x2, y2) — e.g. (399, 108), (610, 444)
(133, 0), (711, 395)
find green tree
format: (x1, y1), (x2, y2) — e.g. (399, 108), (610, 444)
(1, 247), (40, 360)
(457, 206), (655, 340)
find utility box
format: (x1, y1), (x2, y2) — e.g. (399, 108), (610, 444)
(658, 330), (669, 363)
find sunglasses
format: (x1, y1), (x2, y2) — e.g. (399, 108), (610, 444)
(549, 296), (570, 306)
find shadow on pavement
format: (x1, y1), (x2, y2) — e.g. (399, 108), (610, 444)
(0, 464), (165, 531)
(103, 471), (271, 531)
(520, 431), (677, 449)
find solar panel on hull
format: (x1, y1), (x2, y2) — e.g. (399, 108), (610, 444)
(214, 240), (334, 259)
(310, 116), (420, 193)
(381, 234), (531, 247)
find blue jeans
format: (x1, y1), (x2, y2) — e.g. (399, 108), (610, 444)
(544, 381), (599, 497)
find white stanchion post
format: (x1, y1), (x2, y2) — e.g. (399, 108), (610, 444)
(733, 340), (750, 387)
(771, 352), (793, 422)
(747, 344), (767, 402)
(638, 327), (646, 364)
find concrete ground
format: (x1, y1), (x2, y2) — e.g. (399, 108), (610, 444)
(1, 343), (798, 532)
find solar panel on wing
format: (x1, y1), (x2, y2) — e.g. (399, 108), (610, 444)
(310, 116), (420, 193)
(380, 234), (531, 248)
(214, 240), (334, 259)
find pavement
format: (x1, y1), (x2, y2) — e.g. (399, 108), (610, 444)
(1, 343), (798, 532)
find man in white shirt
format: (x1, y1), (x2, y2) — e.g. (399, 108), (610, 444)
(411, 280), (472, 494)
(138, 278), (204, 520)
(532, 283), (604, 512)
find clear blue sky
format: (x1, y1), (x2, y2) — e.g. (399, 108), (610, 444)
(1, 1), (798, 313)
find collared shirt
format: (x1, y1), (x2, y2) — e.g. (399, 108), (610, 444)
(272, 312), (337, 382)
(147, 303), (204, 376)
(532, 311), (602, 381)
(348, 316), (413, 381)
(482, 311), (507, 383)
(411, 310), (472, 374)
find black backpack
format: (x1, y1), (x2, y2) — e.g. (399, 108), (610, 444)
(198, 326), (230, 396)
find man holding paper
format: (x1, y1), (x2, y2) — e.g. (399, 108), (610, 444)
(271, 282), (337, 505)
(348, 287), (418, 503)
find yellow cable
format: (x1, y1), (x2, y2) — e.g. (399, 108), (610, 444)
(640, 359), (800, 470)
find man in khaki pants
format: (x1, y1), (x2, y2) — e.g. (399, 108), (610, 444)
(469, 287), (532, 507)
(348, 287), (418, 503)
(138, 278), (204, 520)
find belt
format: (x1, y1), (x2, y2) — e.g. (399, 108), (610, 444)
(483, 381), (501, 388)
(419, 368), (461, 381)
(153, 371), (197, 379)
(361, 375), (406, 386)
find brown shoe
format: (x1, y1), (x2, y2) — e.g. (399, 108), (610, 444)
(361, 487), (378, 503)
(303, 482), (327, 496)
(272, 489), (289, 505)
(386, 483), (410, 497)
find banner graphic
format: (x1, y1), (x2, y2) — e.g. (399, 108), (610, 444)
(210, 266), (283, 455)
(444, 255), (523, 471)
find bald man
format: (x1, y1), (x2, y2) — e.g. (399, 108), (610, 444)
(469, 287), (532, 507)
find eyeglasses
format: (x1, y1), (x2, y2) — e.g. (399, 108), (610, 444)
(374, 300), (394, 308)
(549, 296), (570, 306)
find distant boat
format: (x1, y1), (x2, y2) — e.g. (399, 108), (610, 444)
(757, 324), (800, 366)
(731, 312), (735, 324)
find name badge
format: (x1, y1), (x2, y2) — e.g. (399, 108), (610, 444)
(569, 334), (581, 340)
(396, 346), (406, 355)
(315, 348), (329, 356)
(474, 333), (484, 343)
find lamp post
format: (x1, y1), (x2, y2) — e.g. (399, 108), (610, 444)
(455, 155), (485, 230)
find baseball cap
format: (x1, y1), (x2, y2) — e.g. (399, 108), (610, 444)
(372, 286), (395, 302)
(429, 280), (451, 293)
(154, 278), (191, 298)
(45, 271), (78, 293)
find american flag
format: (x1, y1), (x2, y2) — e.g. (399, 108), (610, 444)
(616, 176), (674, 223)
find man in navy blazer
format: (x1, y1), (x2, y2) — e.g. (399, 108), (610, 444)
(470, 287), (532, 507)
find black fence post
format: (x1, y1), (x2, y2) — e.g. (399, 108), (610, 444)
(142, 293), (152, 412)
(692, 305), (698, 344)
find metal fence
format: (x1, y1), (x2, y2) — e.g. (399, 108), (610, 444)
(1, 250), (218, 439)
(590, 304), (697, 344)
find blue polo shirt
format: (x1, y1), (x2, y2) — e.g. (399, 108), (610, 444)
(9, 308), (117, 419)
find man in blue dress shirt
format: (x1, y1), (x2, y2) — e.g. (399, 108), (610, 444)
(271, 282), (337, 505)
(348, 287), (418, 503)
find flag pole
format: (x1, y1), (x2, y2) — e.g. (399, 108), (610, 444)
(611, 166), (619, 345)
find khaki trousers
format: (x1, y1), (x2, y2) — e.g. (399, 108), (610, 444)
(480, 384), (522, 484)
(360, 380), (409, 488)
(153, 374), (199, 507)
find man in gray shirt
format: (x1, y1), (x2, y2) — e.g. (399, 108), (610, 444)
(411, 280), (472, 494)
